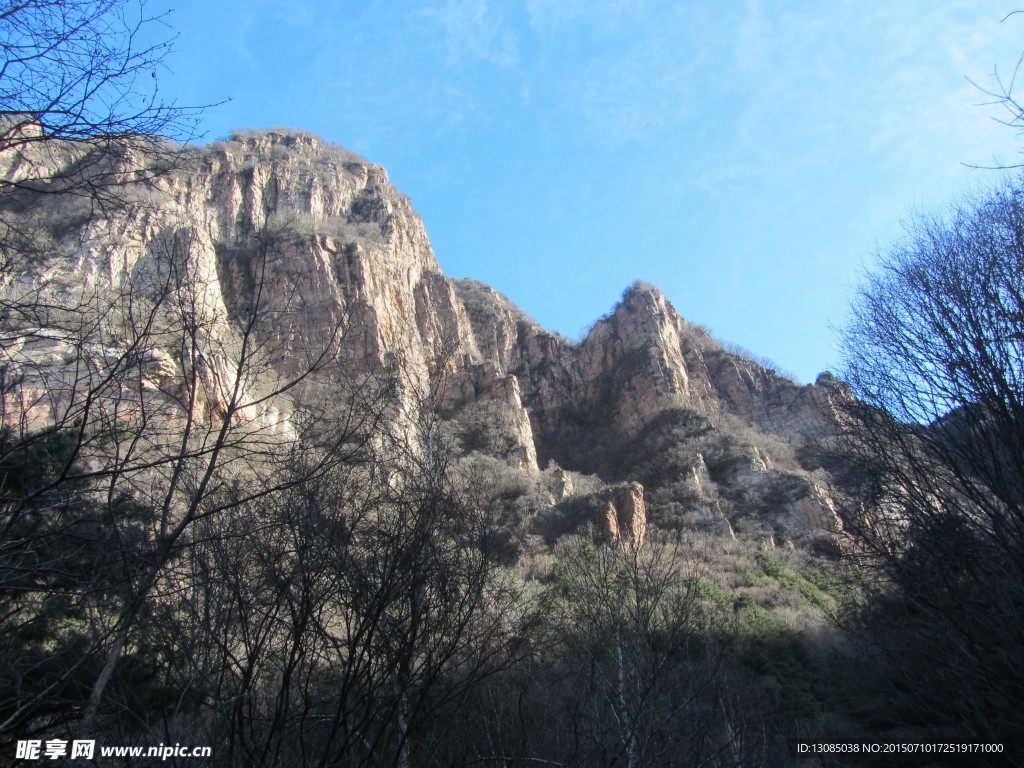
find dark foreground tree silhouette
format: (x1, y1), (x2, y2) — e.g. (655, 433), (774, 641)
(0, 0), (222, 745)
(837, 180), (1024, 752)
(0, 210), (364, 744)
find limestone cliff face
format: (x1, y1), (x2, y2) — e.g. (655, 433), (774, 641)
(2, 129), (475, 426)
(0, 129), (846, 545)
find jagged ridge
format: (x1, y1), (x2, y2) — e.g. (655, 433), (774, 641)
(0, 128), (847, 545)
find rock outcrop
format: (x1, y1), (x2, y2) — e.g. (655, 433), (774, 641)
(605, 482), (648, 546)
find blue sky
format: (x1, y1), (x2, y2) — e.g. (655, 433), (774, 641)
(153, 0), (1023, 382)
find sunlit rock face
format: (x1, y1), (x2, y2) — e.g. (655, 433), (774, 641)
(0, 129), (847, 545)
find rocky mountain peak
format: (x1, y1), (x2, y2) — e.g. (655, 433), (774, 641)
(0, 129), (846, 547)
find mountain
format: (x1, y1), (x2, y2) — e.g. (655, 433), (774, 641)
(0, 128), (846, 550)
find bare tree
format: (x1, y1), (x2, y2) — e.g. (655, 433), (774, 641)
(124, 356), (526, 767)
(836, 179), (1024, 748)
(0, 200), (375, 747)
(0, 0), (201, 198)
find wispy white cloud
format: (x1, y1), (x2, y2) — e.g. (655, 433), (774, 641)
(524, 4), (717, 146)
(420, 0), (519, 67)
(675, 2), (1023, 191)
(525, 0), (650, 33)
